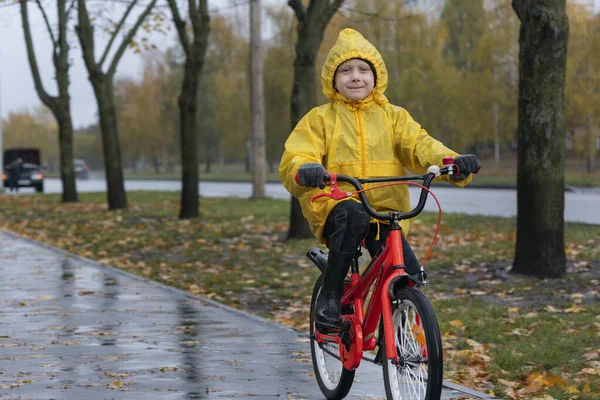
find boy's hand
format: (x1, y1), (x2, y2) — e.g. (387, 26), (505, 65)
(297, 163), (328, 188)
(451, 154), (481, 181)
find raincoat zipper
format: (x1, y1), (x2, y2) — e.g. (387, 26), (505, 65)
(356, 109), (367, 176)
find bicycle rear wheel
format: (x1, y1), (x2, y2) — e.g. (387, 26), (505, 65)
(310, 275), (355, 400)
(381, 286), (443, 400)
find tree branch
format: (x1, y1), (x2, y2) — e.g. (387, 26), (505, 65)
(35, 0), (57, 46)
(188, 0), (197, 24)
(325, 0), (345, 22)
(107, 0), (157, 78)
(331, 0), (345, 10)
(167, 0), (190, 56)
(66, 0), (76, 19)
(512, 0), (524, 22)
(288, 0), (305, 23)
(191, 0), (210, 53)
(76, 0), (98, 74)
(99, 0), (137, 68)
(20, 0), (55, 108)
(317, 0), (345, 33)
(56, 0), (70, 97)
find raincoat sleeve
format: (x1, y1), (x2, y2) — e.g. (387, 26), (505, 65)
(393, 108), (472, 187)
(279, 108), (327, 198)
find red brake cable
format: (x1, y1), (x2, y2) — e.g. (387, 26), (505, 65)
(350, 181), (443, 266)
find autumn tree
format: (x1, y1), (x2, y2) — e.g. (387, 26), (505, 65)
(113, 55), (179, 172)
(2, 109), (58, 167)
(286, 0), (346, 240)
(264, 4), (294, 173)
(203, 16), (250, 164)
(75, 0), (157, 210)
(512, 0), (569, 278)
(20, 0), (77, 202)
(475, 0), (519, 161)
(166, 0), (210, 219)
(441, 0), (486, 72)
(565, 4), (599, 173)
(197, 75), (217, 173)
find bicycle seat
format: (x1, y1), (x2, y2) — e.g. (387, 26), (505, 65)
(307, 248), (327, 274)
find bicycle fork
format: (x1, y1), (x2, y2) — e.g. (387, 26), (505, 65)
(380, 228), (406, 365)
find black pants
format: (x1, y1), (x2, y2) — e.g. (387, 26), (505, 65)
(322, 200), (420, 274)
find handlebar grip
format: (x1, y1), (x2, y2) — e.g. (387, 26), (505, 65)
(295, 171), (331, 187)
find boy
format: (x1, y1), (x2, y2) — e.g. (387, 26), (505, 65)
(279, 29), (480, 333)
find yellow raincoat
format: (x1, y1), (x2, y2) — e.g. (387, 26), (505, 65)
(279, 28), (471, 242)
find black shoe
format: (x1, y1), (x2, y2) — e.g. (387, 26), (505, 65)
(315, 248), (356, 334)
(314, 296), (343, 334)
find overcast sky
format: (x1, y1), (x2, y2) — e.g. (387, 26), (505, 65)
(2, 0), (598, 130)
(0, 0), (252, 129)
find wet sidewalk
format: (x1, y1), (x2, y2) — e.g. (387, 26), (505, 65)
(0, 230), (497, 399)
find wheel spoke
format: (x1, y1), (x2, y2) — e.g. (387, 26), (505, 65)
(383, 290), (441, 400)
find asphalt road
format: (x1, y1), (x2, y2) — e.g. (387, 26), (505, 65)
(0, 230), (497, 399)
(12, 178), (600, 225)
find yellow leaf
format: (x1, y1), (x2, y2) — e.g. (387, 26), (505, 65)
(565, 303), (584, 313)
(449, 320), (463, 328)
(566, 386), (580, 394)
(544, 305), (561, 313)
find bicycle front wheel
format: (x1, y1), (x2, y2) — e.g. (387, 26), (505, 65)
(310, 275), (355, 400)
(381, 286), (443, 400)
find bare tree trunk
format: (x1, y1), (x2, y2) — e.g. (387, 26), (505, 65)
(21, 0), (77, 203)
(166, 0), (210, 219)
(179, 60), (201, 218)
(286, 0), (345, 240)
(91, 74), (128, 209)
(512, 0), (568, 278)
(287, 57), (318, 239)
(76, 0), (157, 210)
(251, 0), (266, 199)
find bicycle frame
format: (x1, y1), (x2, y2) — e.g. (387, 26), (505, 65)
(339, 223), (414, 364)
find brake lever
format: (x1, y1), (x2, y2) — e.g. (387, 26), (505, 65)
(311, 173), (353, 202)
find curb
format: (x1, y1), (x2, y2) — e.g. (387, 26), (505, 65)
(1, 228), (500, 399)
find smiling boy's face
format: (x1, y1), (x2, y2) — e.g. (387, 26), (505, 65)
(334, 59), (375, 101)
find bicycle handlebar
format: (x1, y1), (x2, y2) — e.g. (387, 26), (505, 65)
(309, 157), (458, 222)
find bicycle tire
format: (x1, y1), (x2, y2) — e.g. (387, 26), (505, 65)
(309, 275), (355, 400)
(381, 286), (443, 400)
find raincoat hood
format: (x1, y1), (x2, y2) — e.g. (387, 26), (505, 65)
(321, 28), (388, 105)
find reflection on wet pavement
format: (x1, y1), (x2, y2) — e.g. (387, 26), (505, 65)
(0, 231), (480, 399)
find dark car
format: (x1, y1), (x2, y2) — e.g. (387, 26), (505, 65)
(2, 148), (44, 193)
(74, 159), (91, 180)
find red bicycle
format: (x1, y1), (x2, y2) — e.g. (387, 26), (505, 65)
(306, 158), (460, 400)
